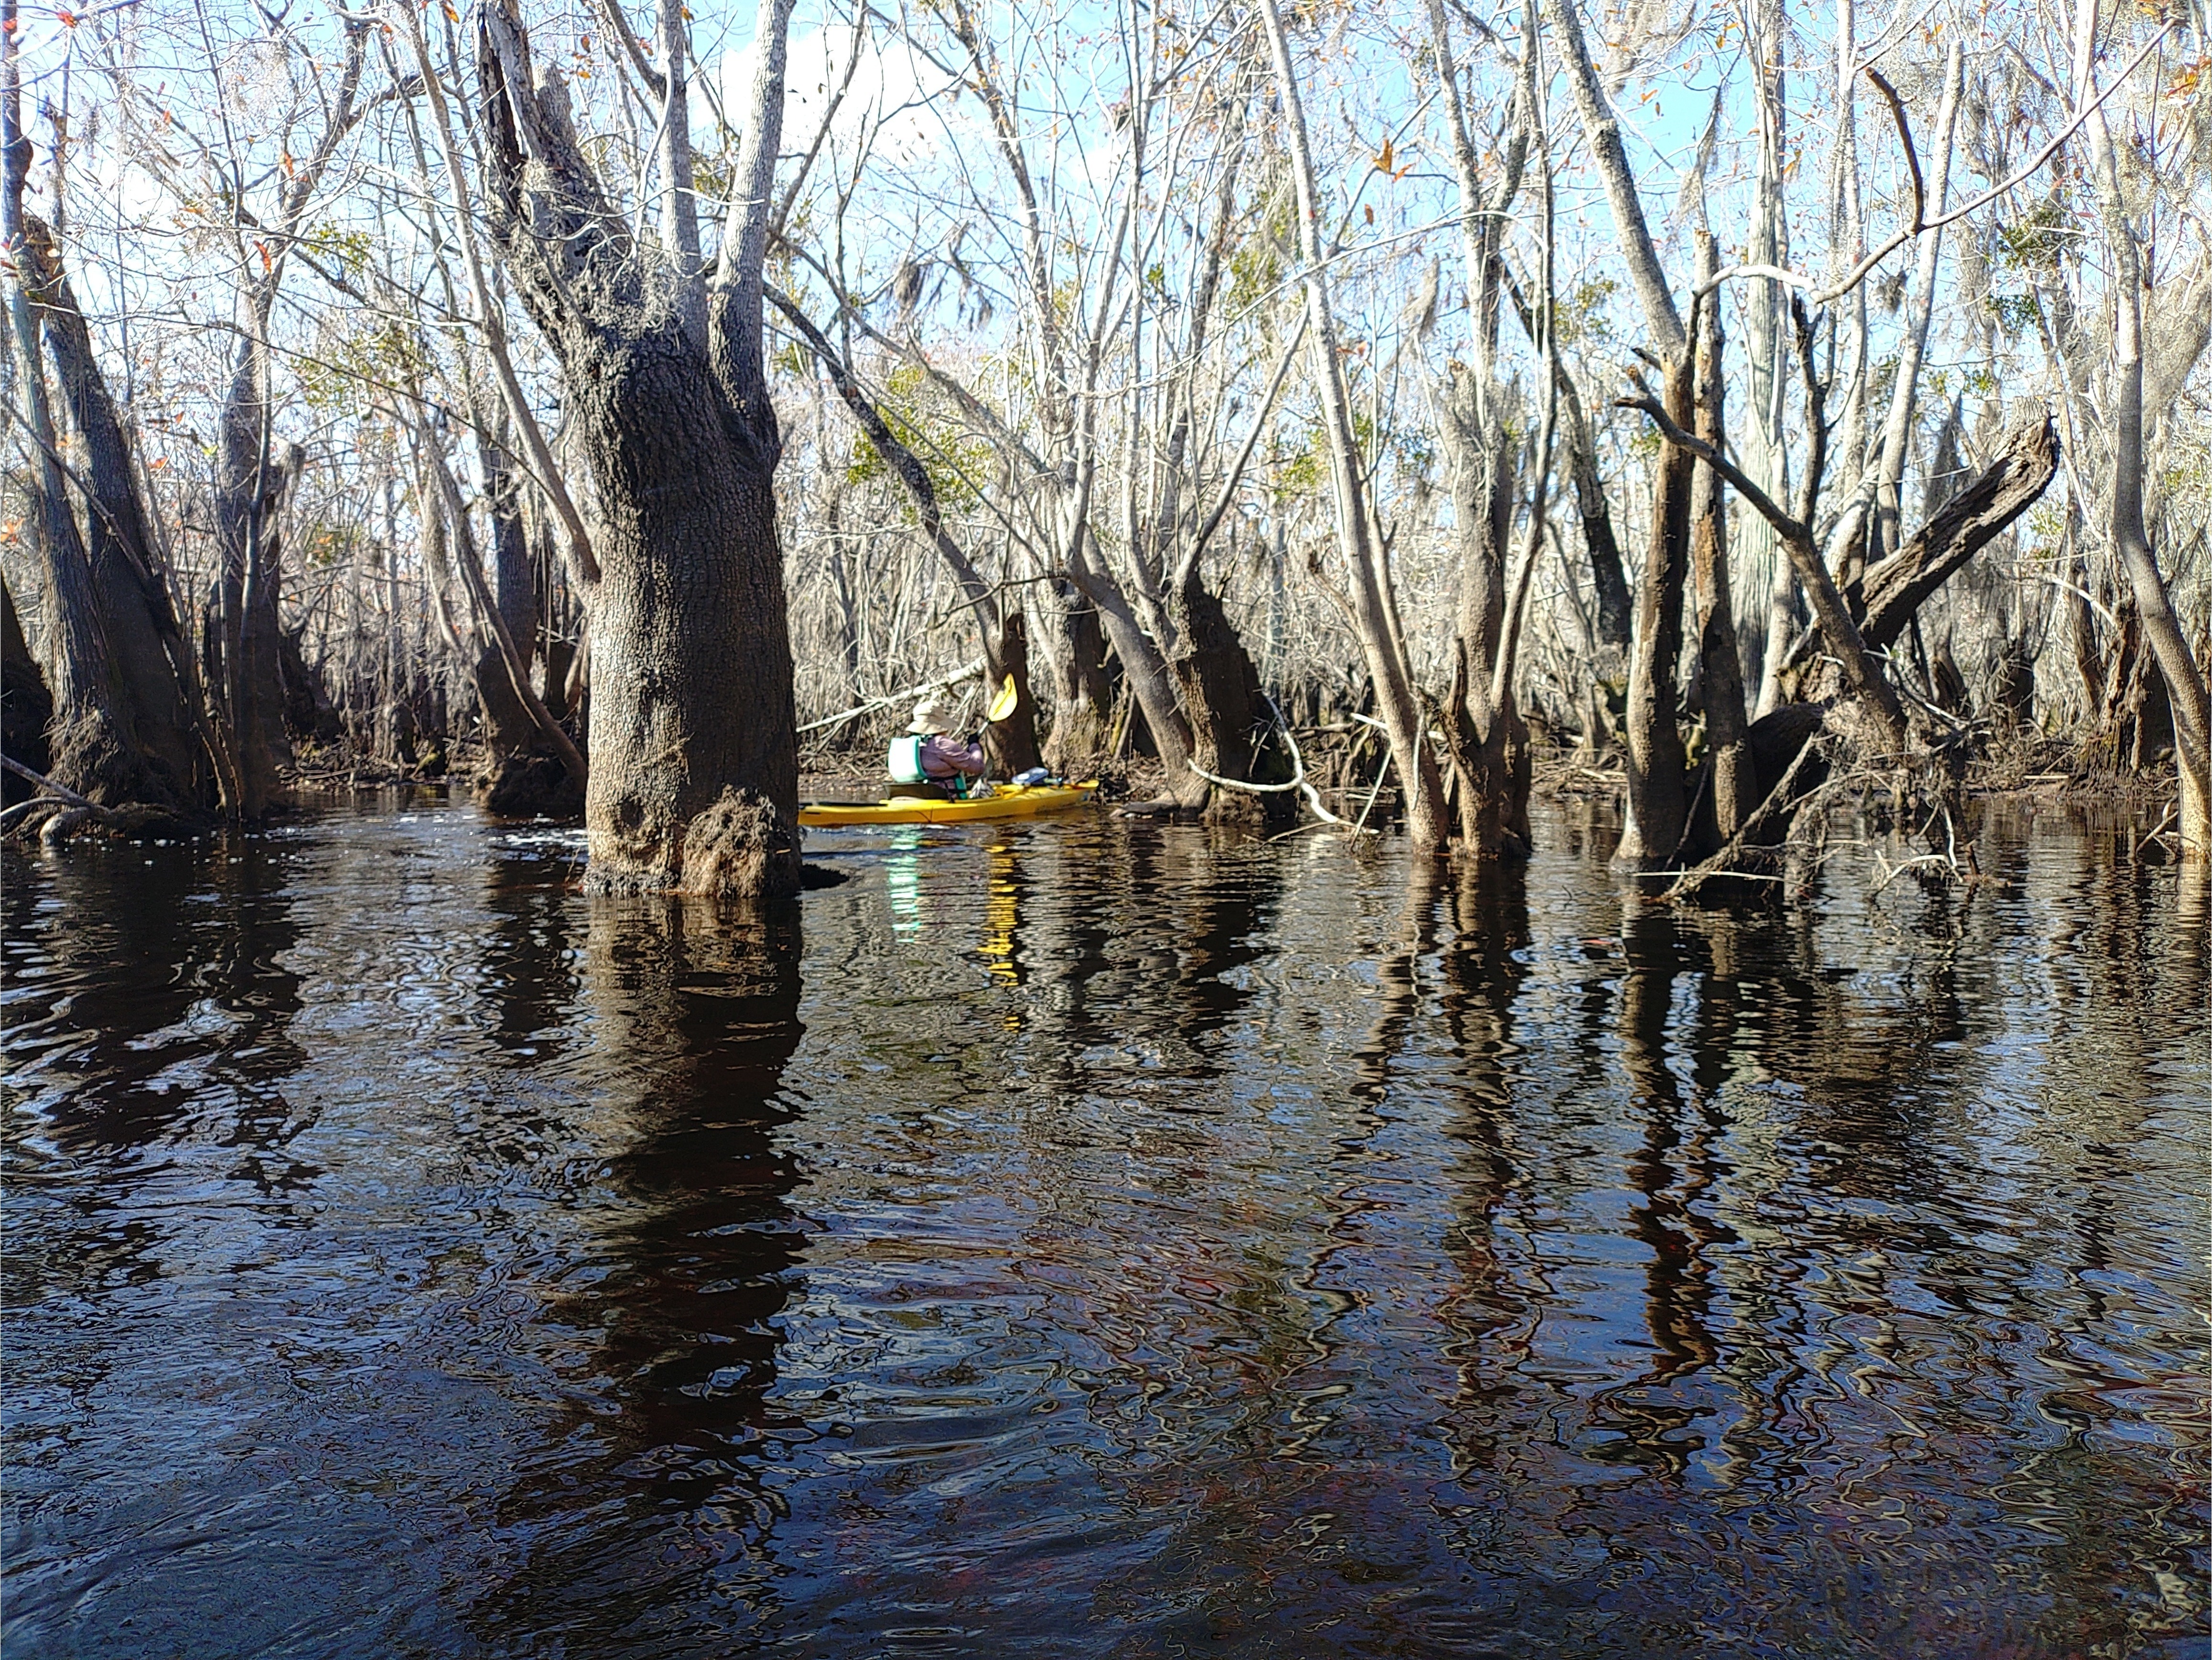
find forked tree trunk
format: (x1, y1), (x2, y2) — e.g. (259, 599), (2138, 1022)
(1071, 544), (1203, 803)
(475, 0), (802, 896)
(1841, 418), (2060, 655)
(1429, 0), (1533, 856)
(1437, 365), (1530, 854)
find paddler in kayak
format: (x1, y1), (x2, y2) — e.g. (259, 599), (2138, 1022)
(887, 697), (988, 798)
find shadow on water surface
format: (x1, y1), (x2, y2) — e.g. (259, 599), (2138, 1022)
(0, 797), (2204, 1659)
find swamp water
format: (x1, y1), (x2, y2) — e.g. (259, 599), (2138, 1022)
(1, 796), (2204, 1658)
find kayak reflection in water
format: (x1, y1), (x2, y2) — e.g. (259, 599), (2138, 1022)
(887, 697), (988, 799)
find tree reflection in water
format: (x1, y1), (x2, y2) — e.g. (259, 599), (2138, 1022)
(470, 896), (806, 1652)
(0, 800), (2202, 1659)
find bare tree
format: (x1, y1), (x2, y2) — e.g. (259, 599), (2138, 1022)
(471, 0), (803, 895)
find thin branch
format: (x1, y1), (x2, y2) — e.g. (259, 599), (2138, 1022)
(1618, 382), (1800, 544)
(1172, 311), (1308, 595)
(1696, 25), (2176, 305)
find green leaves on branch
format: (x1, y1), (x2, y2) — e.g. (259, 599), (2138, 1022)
(840, 361), (994, 512)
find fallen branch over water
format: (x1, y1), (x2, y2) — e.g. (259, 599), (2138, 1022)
(1661, 746), (1819, 902)
(1184, 697), (1376, 835)
(1, 754), (111, 819)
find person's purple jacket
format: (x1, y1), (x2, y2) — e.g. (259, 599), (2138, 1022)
(918, 733), (987, 778)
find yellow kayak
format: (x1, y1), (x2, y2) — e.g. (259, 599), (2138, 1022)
(799, 781), (1098, 828)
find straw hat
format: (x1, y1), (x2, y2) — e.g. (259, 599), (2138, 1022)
(907, 697), (954, 734)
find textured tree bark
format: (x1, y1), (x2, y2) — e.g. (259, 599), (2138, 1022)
(213, 327), (301, 818)
(1041, 587), (1114, 768)
(1068, 538), (1204, 804)
(2068, 542), (2103, 728)
(1617, 353), (1696, 870)
(277, 625), (342, 747)
(1544, 0), (1684, 359)
(1436, 365), (1530, 855)
(1559, 380), (1633, 655)
(1689, 236), (1753, 856)
(982, 610), (1041, 779)
(2, 10), (177, 812)
(1628, 375), (1911, 759)
(475, 0), (802, 896)
(1170, 571), (1292, 826)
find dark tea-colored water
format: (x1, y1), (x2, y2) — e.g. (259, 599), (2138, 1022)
(2, 796), (2204, 1658)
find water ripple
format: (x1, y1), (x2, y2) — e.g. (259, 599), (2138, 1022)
(1, 795), (2204, 1658)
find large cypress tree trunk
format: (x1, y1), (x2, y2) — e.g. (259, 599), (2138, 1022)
(983, 610), (1042, 778)
(1169, 571), (1292, 826)
(2, 29), (174, 812)
(475, 0), (801, 897)
(20, 216), (213, 809)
